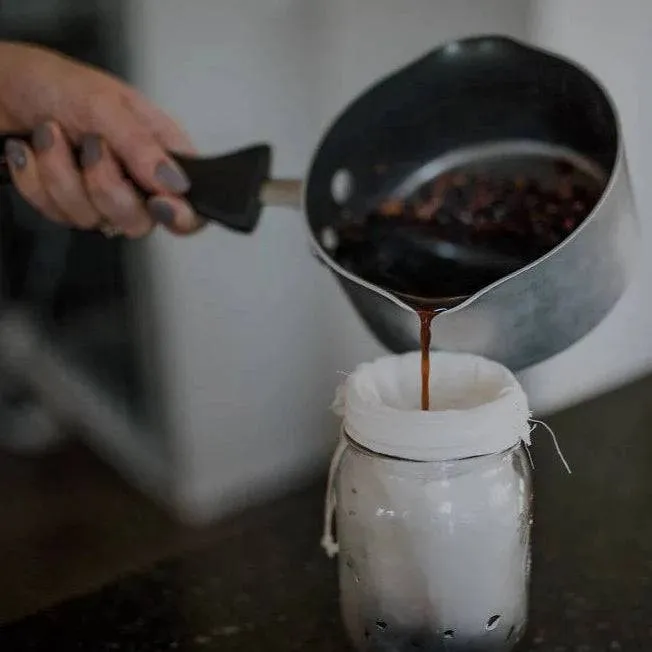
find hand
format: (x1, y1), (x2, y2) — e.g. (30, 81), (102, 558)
(0, 42), (203, 238)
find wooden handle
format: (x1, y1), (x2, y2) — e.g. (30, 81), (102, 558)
(260, 178), (303, 209)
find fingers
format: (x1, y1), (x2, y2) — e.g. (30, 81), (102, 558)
(146, 196), (205, 236)
(4, 118), (204, 237)
(80, 135), (203, 237)
(95, 94), (204, 234)
(31, 122), (101, 229)
(97, 100), (191, 196)
(4, 138), (68, 224)
(79, 134), (154, 239)
(97, 93), (204, 235)
(4, 123), (154, 238)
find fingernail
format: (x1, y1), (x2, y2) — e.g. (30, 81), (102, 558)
(147, 198), (176, 226)
(80, 134), (103, 168)
(5, 140), (27, 170)
(32, 123), (54, 153)
(154, 160), (190, 194)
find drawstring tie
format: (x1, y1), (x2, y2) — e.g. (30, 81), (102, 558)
(321, 426), (348, 558)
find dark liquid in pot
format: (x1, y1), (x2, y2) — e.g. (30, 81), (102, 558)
(331, 154), (604, 411)
(333, 155), (603, 300)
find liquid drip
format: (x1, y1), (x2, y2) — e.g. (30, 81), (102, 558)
(418, 309), (435, 411)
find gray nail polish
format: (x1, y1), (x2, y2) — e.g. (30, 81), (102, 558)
(5, 140), (27, 170)
(148, 198), (176, 226)
(80, 134), (103, 168)
(155, 161), (190, 194)
(32, 123), (54, 153)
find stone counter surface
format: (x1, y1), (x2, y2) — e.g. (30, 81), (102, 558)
(2, 375), (652, 650)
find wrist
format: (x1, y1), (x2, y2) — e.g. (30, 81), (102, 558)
(0, 42), (37, 131)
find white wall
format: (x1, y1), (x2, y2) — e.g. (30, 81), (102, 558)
(128, 0), (337, 521)
(519, 0), (652, 413)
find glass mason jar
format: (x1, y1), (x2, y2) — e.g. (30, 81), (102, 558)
(335, 436), (533, 652)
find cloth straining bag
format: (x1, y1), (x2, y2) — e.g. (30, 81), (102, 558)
(323, 351), (534, 651)
(334, 350), (531, 461)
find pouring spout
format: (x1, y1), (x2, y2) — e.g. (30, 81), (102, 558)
(261, 178), (303, 209)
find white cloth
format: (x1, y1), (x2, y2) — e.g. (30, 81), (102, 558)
(332, 351), (531, 461)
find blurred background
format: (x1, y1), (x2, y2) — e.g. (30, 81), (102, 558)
(0, 0), (650, 624)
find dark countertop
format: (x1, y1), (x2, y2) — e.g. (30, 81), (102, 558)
(3, 374), (652, 651)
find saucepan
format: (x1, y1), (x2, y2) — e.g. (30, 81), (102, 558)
(0, 36), (638, 370)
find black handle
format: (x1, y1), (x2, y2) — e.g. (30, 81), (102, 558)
(0, 132), (272, 234)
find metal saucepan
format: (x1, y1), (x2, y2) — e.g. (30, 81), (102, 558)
(0, 35), (639, 370)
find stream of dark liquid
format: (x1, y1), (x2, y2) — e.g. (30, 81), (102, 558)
(417, 309), (435, 411)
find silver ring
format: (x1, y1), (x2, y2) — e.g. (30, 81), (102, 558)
(98, 219), (122, 239)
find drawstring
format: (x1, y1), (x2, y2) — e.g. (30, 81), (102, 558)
(524, 442), (536, 470)
(528, 418), (572, 475)
(321, 427), (349, 558)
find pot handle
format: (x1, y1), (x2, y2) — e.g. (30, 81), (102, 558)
(0, 133), (288, 234)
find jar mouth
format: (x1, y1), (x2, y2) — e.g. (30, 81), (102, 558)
(340, 351), (530, 462)
(343, 429), (523, 464)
